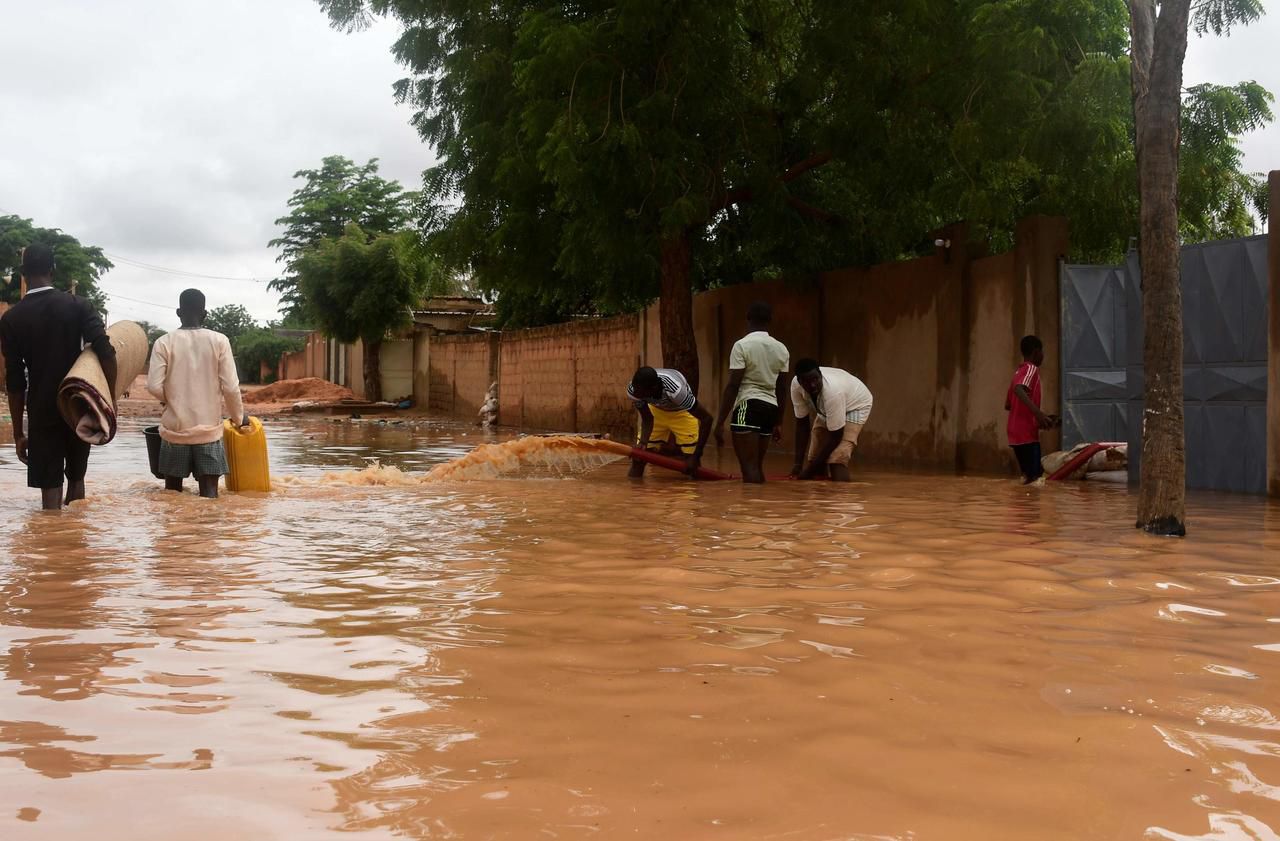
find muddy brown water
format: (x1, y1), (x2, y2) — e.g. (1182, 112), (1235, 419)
(2, 416), (1279, 840)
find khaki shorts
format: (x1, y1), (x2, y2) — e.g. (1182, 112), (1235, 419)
(807, 422), (864, 466)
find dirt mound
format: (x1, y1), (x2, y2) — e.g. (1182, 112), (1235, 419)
(245, 377), (354, 405)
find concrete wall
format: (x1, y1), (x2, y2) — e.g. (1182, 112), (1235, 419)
(413, 329), (431, 409)
(267, 216), (1075, 476)
(430, 332), (497, 418)
(499, 315), (639, 437)
(1269, 171), (1280, 497)
(636, 219), (1066, 472)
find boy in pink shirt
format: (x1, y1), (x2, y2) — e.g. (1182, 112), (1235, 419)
(1005, 335), (1058, 484)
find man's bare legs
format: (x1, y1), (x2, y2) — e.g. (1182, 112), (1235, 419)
(732, 432), (772, 483)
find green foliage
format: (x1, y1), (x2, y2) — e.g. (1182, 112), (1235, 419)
(268, 156), (416, 320)
(319, 0), (1273, 322)
(1, 214), (112, 313)
(205, 304), (258, 344)
(233, 328), (304, 384)
(134, 320), (168, 346)
(295, 224), (444, 345)
(1193, 0), (1264, 35)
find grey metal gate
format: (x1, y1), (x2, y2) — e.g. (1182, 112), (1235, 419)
(1061, 235), (1269, 493)
(1061, 263), (1128, 448)
(1124, 235), (1269, 494)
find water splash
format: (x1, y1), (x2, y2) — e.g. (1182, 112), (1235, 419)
(276, 435), (634, 487)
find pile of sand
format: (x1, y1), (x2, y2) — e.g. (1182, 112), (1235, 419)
(244, 377), (354, 405)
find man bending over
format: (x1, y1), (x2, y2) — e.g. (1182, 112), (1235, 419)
(790, 359), (873, 482)
(627, 366), (712, 477)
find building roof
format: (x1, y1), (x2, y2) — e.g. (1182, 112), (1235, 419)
(413, 296), (494, 317)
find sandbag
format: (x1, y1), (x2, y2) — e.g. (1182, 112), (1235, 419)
(57, 320), (148, 445)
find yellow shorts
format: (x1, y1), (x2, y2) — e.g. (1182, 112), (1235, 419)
(641, 407), (700, 454)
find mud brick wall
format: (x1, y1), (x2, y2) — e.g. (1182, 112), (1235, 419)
(498, 315), (639, 437)
(429, 332), (497, 418)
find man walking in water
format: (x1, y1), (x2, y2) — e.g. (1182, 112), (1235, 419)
(147, 289), (247, 498)
(790, 359), (873, 482)
(712, 301), (789, 483)
(626, 365), (713, 477)
(1, 244), (118, 510)
(1005, 334), (1058, 484)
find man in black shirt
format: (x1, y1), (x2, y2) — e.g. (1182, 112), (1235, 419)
(1, 244), (117, 509)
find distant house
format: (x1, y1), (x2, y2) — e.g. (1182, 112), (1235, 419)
(412, 296), (496, 334)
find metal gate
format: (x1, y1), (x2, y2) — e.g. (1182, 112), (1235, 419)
(1061, 263), (1128, 449)
(1061, 235), (1269, 494)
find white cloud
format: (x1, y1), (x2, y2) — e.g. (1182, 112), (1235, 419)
(0, 0), (430, 329)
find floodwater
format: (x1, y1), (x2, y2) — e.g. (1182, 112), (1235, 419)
(2, 416), (1280, 840)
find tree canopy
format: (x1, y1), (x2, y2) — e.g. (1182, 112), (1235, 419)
(268, 155), (417, 320)
(205, 304), (258, 344)
(318, 0), (1273, 330)
(295, 223), (447, 399)
(1, 214), (112, 313)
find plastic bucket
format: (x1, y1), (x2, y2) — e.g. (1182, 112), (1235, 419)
(143, 426), (164, 479)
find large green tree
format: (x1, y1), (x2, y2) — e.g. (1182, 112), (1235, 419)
(1128, 0), (1265, 537)
(268, 156), (416, 320)
(1, 214), (112, 313)
(318, 1), (1270, 391)
(296, 224), (445, 400)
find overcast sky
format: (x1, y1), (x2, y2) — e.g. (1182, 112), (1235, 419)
(1, 2), (1276, 330)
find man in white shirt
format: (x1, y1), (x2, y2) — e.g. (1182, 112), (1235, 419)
(790, 358), (873, 481)
(147, 289), (247, 498)
(712, 301), (790, 483)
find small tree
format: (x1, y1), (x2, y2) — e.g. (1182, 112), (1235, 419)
(296, 224), (439, 401)
(205, 304), (257, 344)
(268, 156), (415, 322)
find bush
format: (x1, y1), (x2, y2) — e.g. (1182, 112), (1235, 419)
(233, 328), (303, 384)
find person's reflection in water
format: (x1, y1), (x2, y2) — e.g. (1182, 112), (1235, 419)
(0, 511), (210, 779)
(0, 511), (138, 701)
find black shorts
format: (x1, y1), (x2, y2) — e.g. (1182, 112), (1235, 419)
(27, 422), (91, 489)
(1011, 442), (1043, 483)
(729, 399), (780, 436)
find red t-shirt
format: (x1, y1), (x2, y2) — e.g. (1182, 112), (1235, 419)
(1006, 362), (1041, 446)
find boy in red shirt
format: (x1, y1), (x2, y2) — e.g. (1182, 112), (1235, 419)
(1005, 335), (1058, 484)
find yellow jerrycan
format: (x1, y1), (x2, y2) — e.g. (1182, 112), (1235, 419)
(223, 416), (271, 492)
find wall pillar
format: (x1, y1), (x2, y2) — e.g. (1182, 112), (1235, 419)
(1268, 171), (1280, 497)
(413, 326), (433, 409)
(1014, 215), (1070, 454)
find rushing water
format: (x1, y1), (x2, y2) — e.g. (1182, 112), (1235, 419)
(2, 416), (1280, 840)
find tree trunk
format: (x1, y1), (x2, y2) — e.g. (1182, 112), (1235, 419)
(659, 231), (699, 394)
(1129, 0), (1191, 536)
(364, 339), (383, 403)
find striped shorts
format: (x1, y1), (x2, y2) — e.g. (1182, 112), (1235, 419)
(159, 440), (230, 478)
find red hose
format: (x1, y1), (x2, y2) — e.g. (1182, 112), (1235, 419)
(627, 447), (736, 480)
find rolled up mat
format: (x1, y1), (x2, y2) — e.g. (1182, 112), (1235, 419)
(57, 320), (148, 445)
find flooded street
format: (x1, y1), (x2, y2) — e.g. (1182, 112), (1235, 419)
(2, 417), (1280, 840)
